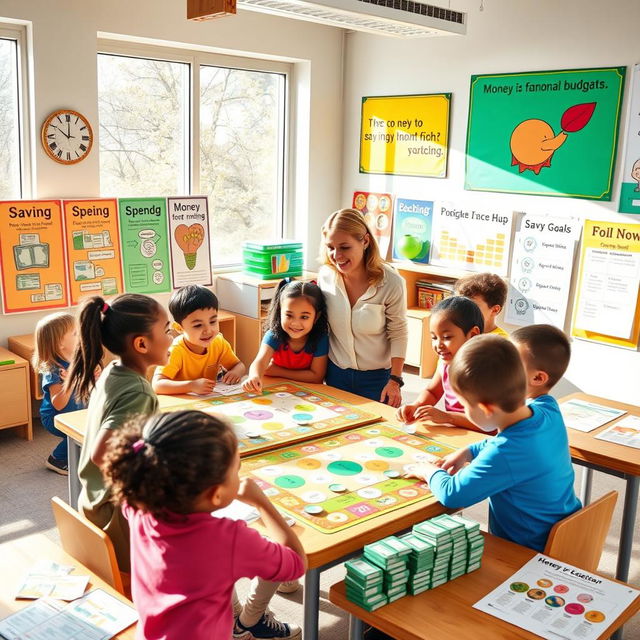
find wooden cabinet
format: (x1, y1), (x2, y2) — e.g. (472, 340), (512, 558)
(0, 346), (32, 439)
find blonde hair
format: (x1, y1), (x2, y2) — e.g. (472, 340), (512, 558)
(33, 312), (76, 374)
(320, 208), (385, 285)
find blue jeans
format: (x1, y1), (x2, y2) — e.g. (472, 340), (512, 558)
(326, 360), (391, 403)
(41, 416), (68, 462)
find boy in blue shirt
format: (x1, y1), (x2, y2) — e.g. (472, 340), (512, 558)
(413, 334), (580, 552)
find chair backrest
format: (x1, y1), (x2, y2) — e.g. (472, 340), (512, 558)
(51, 496), (125, 594)
(543, 490), (617, 572)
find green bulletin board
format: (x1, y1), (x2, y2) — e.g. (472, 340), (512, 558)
(465, 67), (625, 200)
(118, 197), (171, 294)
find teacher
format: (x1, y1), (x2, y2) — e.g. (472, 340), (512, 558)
(319, 208), (408, 407)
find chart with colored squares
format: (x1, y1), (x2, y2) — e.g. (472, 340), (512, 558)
(184, 383), (379, 455)
(241, 422), (458, 533)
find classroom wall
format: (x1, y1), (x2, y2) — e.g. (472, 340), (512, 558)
(340, 0), (640, 404)
(0, 0), (344, 344)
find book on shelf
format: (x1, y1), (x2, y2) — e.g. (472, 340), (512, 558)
(415, 281), (454, 310)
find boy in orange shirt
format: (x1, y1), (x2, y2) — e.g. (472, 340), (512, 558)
(454, 272), (508, 337)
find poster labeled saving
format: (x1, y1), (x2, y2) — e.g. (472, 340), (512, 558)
(167, 196), (212, 288)
(0, 200), (69, 313)
(118, 197), (171, 294)
(63, 199), (124, 305)
(619, 64), (640, 213)
(466, 67), (625, 200)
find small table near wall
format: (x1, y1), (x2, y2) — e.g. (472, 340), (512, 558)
(0, 345), (32, 440)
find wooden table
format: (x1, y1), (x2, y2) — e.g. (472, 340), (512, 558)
(54, 379), (484, 640)
(0, 533), (136, 638)
(329, 533), (640, 640)
(0, 346), (32, 439)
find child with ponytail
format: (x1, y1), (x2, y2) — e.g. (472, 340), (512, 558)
(103, 410), (306, 640)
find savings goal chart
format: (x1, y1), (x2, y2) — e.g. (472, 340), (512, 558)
(241, 422), (458, 533)
(184, 383), (379, 456)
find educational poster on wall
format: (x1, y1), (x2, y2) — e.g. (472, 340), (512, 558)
(392, 198), (433, 263)
(474, 553), (640, 640)
(466, 67), (626, 200)
(352, 191), (393, 259)
(619, 64), (640, 213)
(62, 199), (124, 305)
(167, 196), (212, 288)
(572, 220), (640, 349)
(0, 200), (69, 314)
(506, 213), (580, 328)
(360, 94), (450, 177)
(118, 197), (171, 294)
(430, 202), (513, 275)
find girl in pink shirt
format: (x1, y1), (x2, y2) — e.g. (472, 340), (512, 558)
(103, 410), (306, 640)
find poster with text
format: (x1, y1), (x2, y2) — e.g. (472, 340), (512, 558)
(392, 198), (433, 264)
(0, 200), (69, 313)
(63, 199), (124, 305)
(118, 197), (171, 294)
(572, 220), (640, 349)
(619, 64), (640, 213)
(352, 191), (393, 259)
(430, 202), (513, 275)
(167, 196), (212, 288)
(360, 94), (450, 177)
(506, 213), (580, 328)
(466, 67), (625, 200)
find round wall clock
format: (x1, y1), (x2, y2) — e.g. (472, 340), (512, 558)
(41, 109), (93, 164)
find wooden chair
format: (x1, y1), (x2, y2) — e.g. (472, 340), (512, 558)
(51, 497), (130, 597)
(544, 490), (617, 572)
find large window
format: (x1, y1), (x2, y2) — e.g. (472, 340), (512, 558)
(0, 35), (24, 199)
(98, 46), (287, 267)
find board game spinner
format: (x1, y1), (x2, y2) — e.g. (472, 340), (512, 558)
(184, 383), (380, 456)
(241, 422), (458, 533)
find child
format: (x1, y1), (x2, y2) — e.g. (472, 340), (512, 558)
(397, 296), (490, 433)
(510, 324), (571, 401)
(243, 279), (329, 394)
(66, 294), (173, 572)
(410, 335), (581, 552)
(33, 312), (84, 475)
(454, 272), (508, 337)
(153, 285), (245, 395)
(102, 410), (306, 640)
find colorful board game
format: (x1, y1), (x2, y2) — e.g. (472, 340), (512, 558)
(241, 422), (458, 533)
(183, 383), (379, 455)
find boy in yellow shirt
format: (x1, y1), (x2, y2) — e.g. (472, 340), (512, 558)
(153, 285), (245, 395)
(454, 272), (508, 337)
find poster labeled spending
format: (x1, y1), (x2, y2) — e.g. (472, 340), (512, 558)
(118, 197), (171, 294)
(0, 200), (69, 313)
(474, 553), (640, 640)
(168, 196), (212, 288)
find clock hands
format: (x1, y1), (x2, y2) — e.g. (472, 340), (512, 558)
(51, 124), (75, 140)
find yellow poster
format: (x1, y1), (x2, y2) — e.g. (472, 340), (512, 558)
(360, 94), (450, 177)
(0, 200), (69, 313)
(572, 220), (640, 349)
(63, 199), (124, 305)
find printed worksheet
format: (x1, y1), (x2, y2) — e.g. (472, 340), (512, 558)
(559, 399), (626, 433)
(595, 415), (640, 449)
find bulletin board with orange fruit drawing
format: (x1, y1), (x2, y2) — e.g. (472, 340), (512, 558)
(465, 67), (625, 200)
(63, 199), (124, 305)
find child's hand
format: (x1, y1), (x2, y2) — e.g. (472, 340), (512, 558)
(396, 402), (419, 423)
(237, 478), (269, 509)
(413, 405), (452, 425)
(242, 375), (263, 394)
(404, 461), (440, 482)
(221, 370), (241, 384)
(190, 377), (216, 395)
(436, 448), (473, 475)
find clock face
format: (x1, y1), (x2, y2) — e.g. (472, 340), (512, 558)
(41, 110), (93, 164)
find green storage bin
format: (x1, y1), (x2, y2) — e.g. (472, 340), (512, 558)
(242, 240), (304, 280)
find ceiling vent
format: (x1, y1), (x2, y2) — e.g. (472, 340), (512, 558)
(237, 0), (466, 38)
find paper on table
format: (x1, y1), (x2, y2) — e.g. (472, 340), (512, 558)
(16, 575), (89, 601)
(559, 399), (626, 433)
(595, 414), (640, 449)
(186, 380), (245, 398)
(212, 499), (260, 523)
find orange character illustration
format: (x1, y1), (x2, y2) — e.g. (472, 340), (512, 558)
(510, 102), (596, 174)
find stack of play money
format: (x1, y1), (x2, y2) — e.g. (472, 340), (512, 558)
(412, 519), (452, 588)
(398, 533), (435, 595)
(364, 538), (411, 602)
(344, 557), (388, 611)
(431, 514), (468, 579)
(449, 513), (485, 572)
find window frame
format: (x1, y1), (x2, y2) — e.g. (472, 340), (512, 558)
(97, 39), (290, 269)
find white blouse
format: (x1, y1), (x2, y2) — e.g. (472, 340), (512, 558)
(319, 263), (408, 371)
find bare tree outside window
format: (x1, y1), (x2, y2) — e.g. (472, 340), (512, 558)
(200, 66), (285, 266)
(0, 38), (21, 199)
(98, 54), (189, 197)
